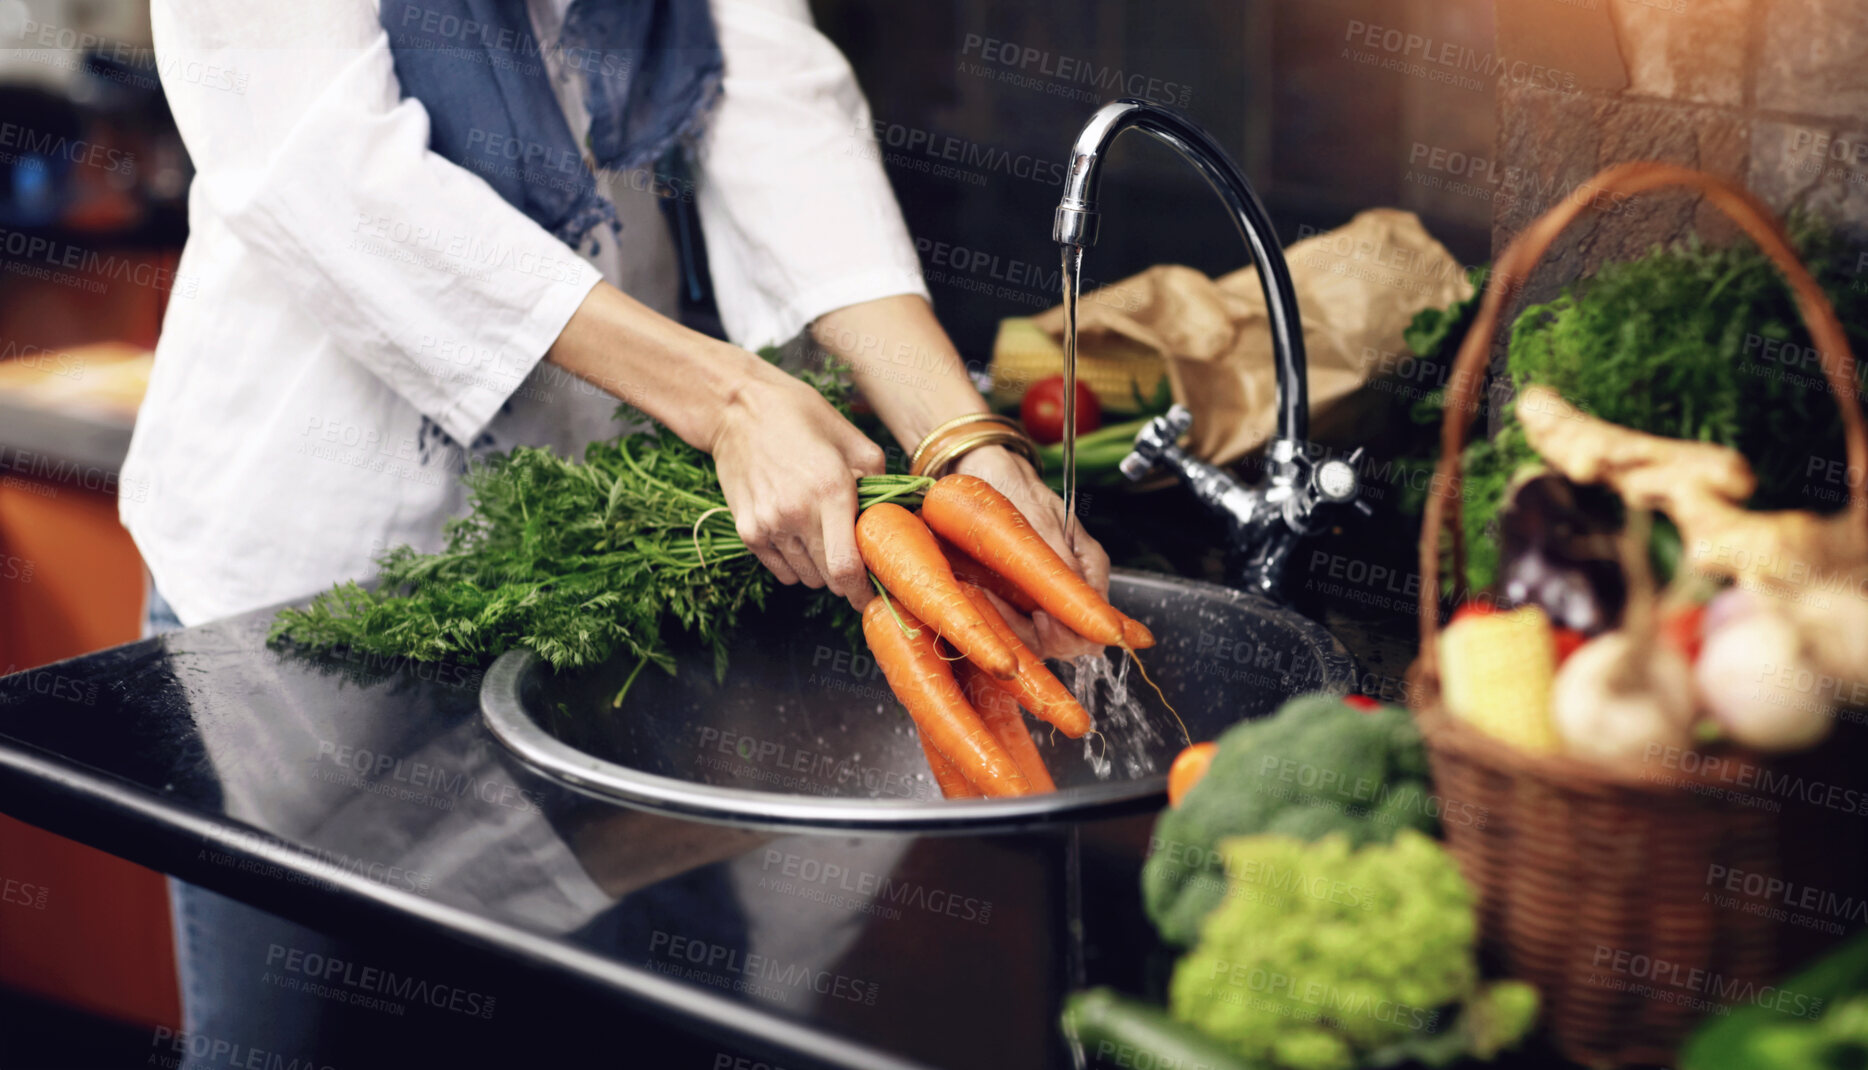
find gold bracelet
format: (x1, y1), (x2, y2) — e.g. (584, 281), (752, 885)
(908, 413), (1021, 474)
(913, 427), (1044, 479)
(915, 430), (1015, 479)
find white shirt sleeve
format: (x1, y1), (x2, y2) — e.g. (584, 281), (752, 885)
(695, 0), (929, 349)
(150, 0), (603, 446)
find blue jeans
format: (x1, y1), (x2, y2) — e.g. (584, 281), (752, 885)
(141, 587), (738, 1065)
(146, 586), (356, 1058)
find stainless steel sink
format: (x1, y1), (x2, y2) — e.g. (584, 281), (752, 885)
(481, 570), (1356, 831)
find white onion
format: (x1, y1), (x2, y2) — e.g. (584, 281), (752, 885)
(1552, 633), (1695, 762)
(1695, 611), (1834, 752)
(1700, 586), (1759, 635)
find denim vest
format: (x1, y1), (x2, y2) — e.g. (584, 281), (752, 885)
(379, 0), (721, 249)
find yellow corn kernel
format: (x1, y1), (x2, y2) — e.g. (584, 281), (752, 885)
(1440, 606), (1560, 752)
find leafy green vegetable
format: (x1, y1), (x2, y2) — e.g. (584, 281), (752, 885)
(269, 363), (927, 687)
(1132, 373), (1175, 416)
(1680, 928), (1868, 1070)
(1142, 694), (1437, 947)
(1403, 224), (1868, 593)
(1169, 830), (1537, 1070)
(1402, 264), (1489, 366)
(1039, 416), (1154, 493)
(1062, 988), (1256, 1070)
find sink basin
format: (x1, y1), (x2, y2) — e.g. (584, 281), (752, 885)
(480, 570), (1356, 830)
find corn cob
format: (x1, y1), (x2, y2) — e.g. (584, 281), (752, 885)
(988, 318), (1165, 414)
(1440, 606), (1560, 752)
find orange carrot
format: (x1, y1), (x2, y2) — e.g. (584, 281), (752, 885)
(938, 536), (1040, 615)
(918, 732), (979, 799)
(1121, 617), (1156, 649)
(921, 474), (1139, 648)
(955, 660), (1057, 793)
(862, 598), (1030, 797)
(1167, 742), (1217, 806)
(958, 583), (1093, 738)
(857, 503), (1018, 679)
(951, 529), (1154, 650)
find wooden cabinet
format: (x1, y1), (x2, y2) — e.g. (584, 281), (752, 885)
(0, 270), (180, 1032)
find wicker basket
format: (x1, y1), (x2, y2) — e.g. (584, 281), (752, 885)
(1410, 163), (1868, 1068)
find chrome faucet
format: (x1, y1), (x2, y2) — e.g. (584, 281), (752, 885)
(1053, 99), (1368, 596)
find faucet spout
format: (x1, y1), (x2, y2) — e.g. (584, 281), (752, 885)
(1053, 98), (1308, 448)
(1065, 100), (1371, 597)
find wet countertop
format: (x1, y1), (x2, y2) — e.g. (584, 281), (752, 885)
(0, 605), (1178, 1069)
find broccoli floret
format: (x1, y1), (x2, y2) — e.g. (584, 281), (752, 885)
(1464, 980), (1542, 1061)
(1168, 831), (1535, 1070)
(1143, 694), (1439, 946)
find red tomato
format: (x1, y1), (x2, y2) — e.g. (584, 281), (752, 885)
(1020, 376), (1101, 445)
(1552, 627), (1587, 665)
(1660, 604), (1707, 662)
(1449, 602), (1496, 626)
(1342, 694), (1382, 712)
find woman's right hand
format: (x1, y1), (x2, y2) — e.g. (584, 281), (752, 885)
(708, 363), (886, 610)
(543, 286), (883, 606)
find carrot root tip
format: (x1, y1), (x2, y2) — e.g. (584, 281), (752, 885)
(1123, 646), (1188, 747)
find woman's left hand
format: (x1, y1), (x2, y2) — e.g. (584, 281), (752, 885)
(809, 294), (1113, 657)
(951, 444), (1111, 660)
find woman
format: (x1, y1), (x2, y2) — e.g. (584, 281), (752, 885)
(127, 0), (1107, 1054)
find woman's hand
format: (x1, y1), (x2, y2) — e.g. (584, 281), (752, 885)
(709, 363), (885, 609)
(807, 294), (1113, 652)
(952, 444), (1112, 659)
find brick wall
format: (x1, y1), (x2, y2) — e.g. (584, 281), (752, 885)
(1492, 0), (1868, 307)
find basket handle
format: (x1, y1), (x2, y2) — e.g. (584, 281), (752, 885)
(1416, 162), (1868, 680)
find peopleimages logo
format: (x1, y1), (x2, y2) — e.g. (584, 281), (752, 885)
(959, 34), (1192, 106)
(1589, 944), (1824, 1019)
(0, 121), (134, 175)
(758, 848), (993, 924)
(1343, 20), (1578, 94)
(694, 725), (918, 798)
(0, 664), (97, 706)
(1706, 864), (1868, 934)
(11, 19), (249, 95)
(265, 943), (496, 1019)
(647, 930), (881, 1006)
(148, 1026), (336, 1070)
(0, 227), (198, 296)
(314, 740), (543, 814)
(862, 120), (1067, 186)
(1202, 961), (1441, 1032)
(1, 877), (48, 910)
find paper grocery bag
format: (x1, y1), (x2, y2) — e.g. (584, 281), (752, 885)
(1009, 209), (1474, 465)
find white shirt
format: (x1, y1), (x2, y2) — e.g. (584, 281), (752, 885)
(122, 0), (928, 626)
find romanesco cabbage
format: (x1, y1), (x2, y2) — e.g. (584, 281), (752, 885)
(1169, 830), (1536, 1070)
(1143, 694), (1439, 946)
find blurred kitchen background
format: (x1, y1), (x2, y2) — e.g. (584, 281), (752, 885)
(0, 0), (1503, 718)
(816, 0), (1498, 358)
(0, 2), (1495, 1050)
(1, 4), (189, 1060)
(6, 0), (1867, 1064)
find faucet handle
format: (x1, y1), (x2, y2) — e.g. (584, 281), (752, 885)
(1285, 446), (1373, 530)
(1161, 404), (1194, 438)
(1313, 457), (1359, 504)
(1119, 404), (1194, 481)
(1117, 452), (1153, 482)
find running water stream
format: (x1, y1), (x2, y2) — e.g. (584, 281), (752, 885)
(1058, 244), (1167, 783)
(1059, 243), (1083, 548)
(1065, 653), (1163, 782)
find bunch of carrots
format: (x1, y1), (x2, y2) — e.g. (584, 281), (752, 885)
(856, 474), (1155, 799)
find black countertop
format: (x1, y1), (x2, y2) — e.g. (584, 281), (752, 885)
(0, 606), (1170, 1070)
